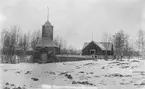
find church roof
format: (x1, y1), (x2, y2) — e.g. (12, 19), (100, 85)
(83, 41), (113, 51)
(36, 37), (58, 48)
(43, 21), (52, 27)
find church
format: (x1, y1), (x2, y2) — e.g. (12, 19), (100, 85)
(33, 14), (60, 63)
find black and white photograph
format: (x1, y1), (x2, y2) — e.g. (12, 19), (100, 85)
(0, 0), (145, 89)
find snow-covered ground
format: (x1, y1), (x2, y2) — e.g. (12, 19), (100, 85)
(1, 58), (145, 89)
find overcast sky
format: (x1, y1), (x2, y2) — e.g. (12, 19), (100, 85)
(0, 0), (145, 49)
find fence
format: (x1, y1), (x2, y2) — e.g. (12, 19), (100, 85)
(0, 54), (115, 63)
(56, 55), (114, 59)
(55, 55), (115, 62)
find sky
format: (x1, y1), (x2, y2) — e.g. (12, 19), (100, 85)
(0, 0), (145, 49)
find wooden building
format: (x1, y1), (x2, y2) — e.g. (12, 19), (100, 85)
(82, 41), (114, 56)
(34, 19), (60, 63)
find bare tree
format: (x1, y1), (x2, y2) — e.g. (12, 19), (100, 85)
(30, 29), (41, 50)
(102, 32), (112, 60)
(53, 36), (68, 54)
(67, 46), (78, 55)
(102, 32), (112, 43)
(1, 26), (20, 63)
(112, 30), (129, 60)
(18, 33), (30, 55)
(123, 35), (135, 59)
(136, 30), (145, 57)
(54, 36), (63, 50)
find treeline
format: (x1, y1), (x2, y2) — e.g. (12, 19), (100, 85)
(0, 26), (145, 63)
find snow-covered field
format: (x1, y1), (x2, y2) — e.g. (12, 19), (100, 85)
(1, 58), (145, 89)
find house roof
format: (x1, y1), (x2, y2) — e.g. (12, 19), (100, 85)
(95, 42), (106, 50)
(83, 42), (89, 49)
(83, 41), (113, 51)
(100, 42), (113, 51)
(36, 37), (58, 48)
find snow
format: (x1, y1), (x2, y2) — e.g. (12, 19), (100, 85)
(1, 59), (145, 89)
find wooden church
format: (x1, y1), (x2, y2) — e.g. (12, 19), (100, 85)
(33, 10), (60, 63)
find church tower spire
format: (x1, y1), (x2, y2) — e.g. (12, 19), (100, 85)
(47, 6), (49, 21)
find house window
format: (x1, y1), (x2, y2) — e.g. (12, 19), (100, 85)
(90, 49), (96, 55)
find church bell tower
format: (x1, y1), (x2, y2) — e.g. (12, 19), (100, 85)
(42, 7), (53, 40)
(42, 21), (53, 40)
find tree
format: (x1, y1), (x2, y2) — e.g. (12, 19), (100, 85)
(18, 33), (30, 55)
(66, 46), (77, 55)
(54, 36), (63, 50)
(123, 36), (135, 59)
(112, 30), (129, 60)
(136, 30), (145, 57)
(1, 26), (20, 63)
(102, 32), (112, 59)
(102, 32), (112, 43)
(30, 29), (41, 50)
(53, 36), (68, 54)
